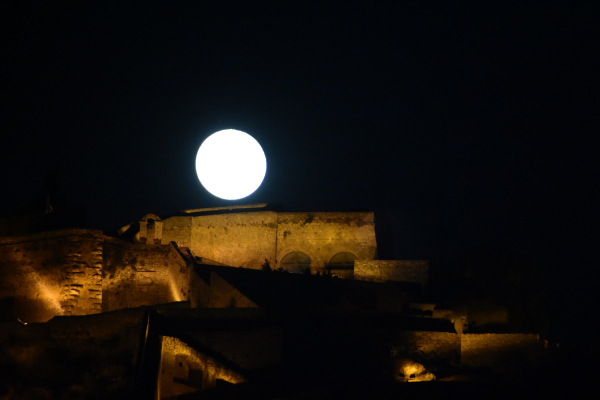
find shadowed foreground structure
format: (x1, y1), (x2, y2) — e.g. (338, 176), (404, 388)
(0, 205), (589, 399)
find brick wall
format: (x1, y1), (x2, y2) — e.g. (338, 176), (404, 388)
(354, 260), (428, 285)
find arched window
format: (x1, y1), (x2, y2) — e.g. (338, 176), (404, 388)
(327, 252), (357, 278)
(328, 252), (358, 268)
(280, 252), (311, 273)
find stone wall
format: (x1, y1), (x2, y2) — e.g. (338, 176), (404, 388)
(190, 212), (278, 270)
(145, 211), (378, 273)
(461, 333), (540, 372)
(0, 229), (104, 323)
(102, 239), (191, 312)
(354, 260), (428, 285)
(276, 212), (377, 272)
(391, 331), (461, 363)
(159, 336), (245, 397)
(160, 215), (193, 248)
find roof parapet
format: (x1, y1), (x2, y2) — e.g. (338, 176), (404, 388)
(181, 203), (268, 214)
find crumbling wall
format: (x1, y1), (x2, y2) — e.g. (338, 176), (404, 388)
(190, 212), (278, 270)
(276, 212), (377, 272)
(0, 229), (104, 323)
(354, 260), (428, 285)
(461, 333), (540, 373)
(102, 239), (191, 312)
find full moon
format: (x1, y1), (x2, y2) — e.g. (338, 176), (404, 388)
(195, 129), (267, 200)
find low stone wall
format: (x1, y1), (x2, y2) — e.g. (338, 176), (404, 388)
(354, 260), (428, 285)
(461, 333), (540, 372)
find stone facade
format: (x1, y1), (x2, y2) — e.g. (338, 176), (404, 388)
(190, 212), (278, 270)
(0, 229), (194, 322)
(276, 212), (377, 272)
(102, 239), (192, 312)
(135, 210), (378, 273)
(0, 229), (104, 322)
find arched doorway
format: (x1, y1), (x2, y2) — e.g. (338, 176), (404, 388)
(280, 252), (311, 273)
(327, 252), (358, 278)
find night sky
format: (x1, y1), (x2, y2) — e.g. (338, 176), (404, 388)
(2, 3), (599, 336)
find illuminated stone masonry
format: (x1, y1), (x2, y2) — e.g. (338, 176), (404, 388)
(59, 234), (104, 316)
(131, 206), (381, 274)
(0, 209), (547, 397)
(0, 229), (105, 322)
(101, 238), (192, 313)
(0, 229), (195, 323)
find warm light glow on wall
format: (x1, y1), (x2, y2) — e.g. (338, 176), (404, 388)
(167, 272), (183, 302)
(162, 336), (245, 384)
(31, 271), (63, 317)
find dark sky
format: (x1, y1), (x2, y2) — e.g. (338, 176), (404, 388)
(2, 3), (599, 327)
